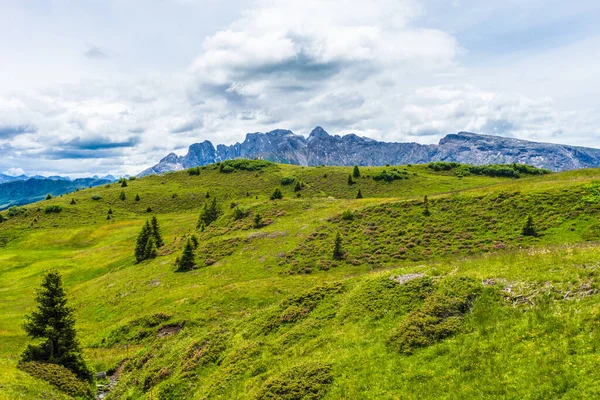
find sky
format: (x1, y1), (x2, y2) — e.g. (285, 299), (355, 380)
(1, 0), (600, 177)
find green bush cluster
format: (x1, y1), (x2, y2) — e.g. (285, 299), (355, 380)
(7, 206), (26, 217)
(428, 162), (551, 178)
(187, 166), (201, 175)
(281, 176), (296, 185)
(44, 205), (63, 214)
(102, 313), (172, 346)
(18, 362), (94, 399)
(387, 277), (482, 354)
(218, 159), (274, 172)
(372, 169), (409, 182)
(91, 194), (102, 200)
(256, 362), (333, 400)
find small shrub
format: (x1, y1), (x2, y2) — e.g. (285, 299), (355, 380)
(129, 176), (136, 181)
(45, 194), (52, 200)
(256, 362), (333, 400)
(270, 188), (283, 201)
(281, 176), (296, 186)
(254, 213), (264, 228)
(356, 189), (363, 199)
(70, 198), (76, 205)
(341, 210), (354, 221)
(187, 167), (201, 176)
(333, 232), (344, 260)
(92, 195), (102, 200)
(522, 215), (537, 237)
(121, 180), (128, 187)
(135, 194), (141, 201)
(8, 206), (26, 217)
(44, 205), (63, 214)
(233, 206), (248, 221)
(18, 362), (94, 399)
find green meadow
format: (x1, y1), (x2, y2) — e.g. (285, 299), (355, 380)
(1, 160), (600, 399)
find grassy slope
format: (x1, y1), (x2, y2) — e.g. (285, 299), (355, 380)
(1, 163), (600, 399)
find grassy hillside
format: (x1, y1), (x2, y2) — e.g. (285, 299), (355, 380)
(1, 161), (600, 399)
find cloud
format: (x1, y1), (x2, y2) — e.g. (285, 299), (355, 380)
(0, 124), (37, 139)
(63, 136), (141, 151)
(4, 167), (24, 176)
(84, 46), (109, 59)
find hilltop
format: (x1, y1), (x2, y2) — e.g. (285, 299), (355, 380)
(2, 160), (600, 399)
(140, 127), (600, 176)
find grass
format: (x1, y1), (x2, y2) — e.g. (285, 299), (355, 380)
(1, 161), (600, 399)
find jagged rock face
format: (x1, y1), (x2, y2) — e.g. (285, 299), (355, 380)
(139, 127), (600, 176)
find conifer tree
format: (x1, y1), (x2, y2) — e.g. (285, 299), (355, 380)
(45, 194), (52, 200)
(135, 221), (152, 263)
(121, 180), (128, 188)
(144, 237), (157, 260)
(254, 213), (263, 228)
(177, 239), (196, 272)
(333, 232), (344, 260)
(135, 194), (140, 201)
(347, 174), (354, 185)
(70, 198), (76, 205)
(522, 215), (537, 237)
(190, 234), (199, 249)
(21, 270), (92, 381)
(119, 191), (126, 201)
(205, 191), (210, 199)
(353, 165), (361, 178)
(356, 189), (363, 199)
(294, 181), (302, 192)
(197, 197), (219, 228)
(423, 195), (431, 216)
(108, 208), (113, 215)
(270, 188), (283, 200)
(150, 215), (164, 248)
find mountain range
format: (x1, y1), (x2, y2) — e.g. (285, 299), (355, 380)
(139, 127), (600, 176)
(0, 176), (116, 210)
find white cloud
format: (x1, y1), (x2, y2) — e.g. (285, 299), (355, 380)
(4, 167), (25, 176)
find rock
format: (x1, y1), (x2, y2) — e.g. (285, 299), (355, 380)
(96, 371), (107, 379)
(139, 127), (600, 177)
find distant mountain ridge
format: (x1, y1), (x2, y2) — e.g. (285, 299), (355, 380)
(0, 176), (116, 210)
(139, 127), (600, 176)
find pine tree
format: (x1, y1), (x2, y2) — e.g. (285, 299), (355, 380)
(333, 232), (344, 260)
(119, 191), (126, 201)
(121, 180), (128, 187)
(356, 189), (363, 199)
(348, 174), (355, 185)
(353, 165), (361, 178)
(254, 213), (263, 228)
(177, 239), (196, 272)
(294, 181), (302, 192)
(423, 195), (431, 216)
(135, 193), (141, 201)
(144, 237), (157, 260)
(21, 270), (92, 381)
(197, 197), (219, 228)
(522, 215), (537, 237)
(45, 194), (52, 200)
(108, 208), (113, 215)
(205, 191), (210, 199)
(135, 221), (152, 263)
(270, 188), (283, 200)
(190, 234), (199, 249)
(70, 199), (76, 205)
(150, 216), (164, 248)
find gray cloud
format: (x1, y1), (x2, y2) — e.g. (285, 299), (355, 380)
(0, 124), (37, 139)
(84, 46), (109, 59)
(64, 136), (141, 151)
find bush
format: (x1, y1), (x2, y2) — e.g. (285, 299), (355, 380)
(218, 159), (274, 172)
(187, 167), (201, 176)
(129, 176), (136, 181)
(0, 214), (6, 223)
(18, 362), (94, 399)
(233, 207), (248, 220)
(341, 210), (354, 221)
(44, 205), (63, 214)
(281, 176), (296, 185)
(256, 362), (333, 400)
(270, 188), (283, 200)
(427, 162), (550, 178)
(372, 169), (407, 182)
(7, 206), (26, 217)
(92, 195), (102, 200)
(45, 194), (52, 200)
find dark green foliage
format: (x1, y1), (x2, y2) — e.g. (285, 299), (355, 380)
(341, 210), (354, 221)
(197, 197), (220, 228)
(102, 313), (172, 346)
(428, 162), (551, 178)
(206, 191), (210, 198)
(353, 165), (361, 178)
(372, 169), (408, 182)
(119, 191), (126, 201)
(107, 215), (111, 220)
(522, 215), (537, 237)
(92, 195), (102, 200)
(220, 163), (235, 173)
(256, 362), (333, 400)
(135, 193), (141, 201)
(294, 181), (302, 192)
(356, 189), (363, 199)
(21, 270), (92, 382)
(135, 221), (158, 263)
(233, 206), (248, 220)
(254, 213), (264, 228)
(45, 194), (52, 200)
(347, 174), (354, 185)
(387, 277), (482, 354)
(333, 232), (344, 260)
(44, 205), (63, 214)
(219, 159), (274, 172)
(70, 198), (76, 205)
(177, 239), (196, 272)
(151, 216), (164, 247)
(146, 207), (152, 213)
(129, 176), (136, 181)
(121, 180), (128, 187)
(270, 188), (283, 200)
(0, 214), (6, 223)
(281, 176), (296, 186)
(108, 208), (113, 215)
(423, 195), (431, 216)
(187, 166), (201, 176)
(190, 234), (199, 249)
(18, 362), (94, 399)
(8, 206), (26, 217)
